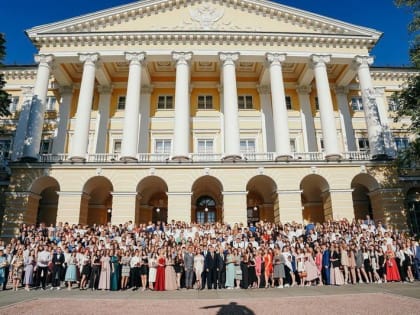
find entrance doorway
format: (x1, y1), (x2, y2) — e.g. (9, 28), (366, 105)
(195, 196), (216, 224)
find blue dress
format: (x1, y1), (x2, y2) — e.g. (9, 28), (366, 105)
(65, 256), (78, 282)
(110, 256), (119, 291)
(225, 254), (235, 288)
(0, 256), (6, 285)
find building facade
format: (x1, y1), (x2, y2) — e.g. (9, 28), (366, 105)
(0, 0), (419, 237)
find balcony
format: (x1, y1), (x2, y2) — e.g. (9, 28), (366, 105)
(34, 151), (376, 164)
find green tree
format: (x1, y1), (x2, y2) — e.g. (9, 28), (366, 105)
(0, 34), (11, 116)
(394, 0), (420, 167)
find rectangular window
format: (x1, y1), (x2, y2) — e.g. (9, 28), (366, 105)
(240, 139), (256, 153)
(45, 96), (56, 111)
(8, 96), (19, 113)
(290, 139), (296, 152)
(320, 138), (324, 151)
(238, 95), (253, 109)
(197, 95), (213, 109)
(394, 137), (409, 151)
(387, 96), (399, 111)
(113, 140), (122, 154)
(117, 96), (126, 110)
(154, 139), (172, 154)
(0, 139), (12, 159)
(197, 139), (214, 154)
(285, 96), (292, 110)
(39, 139), (52, 154)
(351, 97), (364, 111)
(358, 138), (370, 151)
(315, 97), (319, 111)
(157, 95), (174, 109)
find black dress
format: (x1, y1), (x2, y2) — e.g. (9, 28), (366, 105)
(248, 259), (257, 286)
(140, 256), (149, 275)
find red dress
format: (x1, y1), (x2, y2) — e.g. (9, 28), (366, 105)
(385, 250), (401, 282)
(154, 257), (166, 291)
(264, 254), (273, 277)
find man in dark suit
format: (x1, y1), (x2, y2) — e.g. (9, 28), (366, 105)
(322, 243), (331, 285)
(411, 240), (420, 280)
(216, 247), (226, 289)
(204, 246), (219, 289)
(184, 246), (194, 289)
(51, 247), (65, 290)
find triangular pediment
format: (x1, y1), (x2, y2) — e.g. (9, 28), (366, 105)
(27, 0), (381, 40)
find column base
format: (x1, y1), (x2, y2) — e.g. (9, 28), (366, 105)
(68, 156), (86, 162)
(171, 155), (191, 162)
(222, 154), (242, 161)
(119, 156), (138, 162)
(275, 154), (293, 162)
(325, 153), (342, 161)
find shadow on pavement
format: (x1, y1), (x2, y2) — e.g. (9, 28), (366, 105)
(201, 301), (255, 315)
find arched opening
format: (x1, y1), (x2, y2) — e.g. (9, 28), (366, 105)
(136, 176), (168, 224)
(300, 174), (331, 224)
(191, 176), (223, 223)
(26, 176), (60, 226)
(246, 175), (278, 224)
(81, 176), (113, 225)
(351, 174), (380, 221)
(406, 186), (420, 235)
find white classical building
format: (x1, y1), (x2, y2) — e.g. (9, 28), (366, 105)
(0, 0), (419, 237)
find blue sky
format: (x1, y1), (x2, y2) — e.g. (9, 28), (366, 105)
(0, 0), (415, 66)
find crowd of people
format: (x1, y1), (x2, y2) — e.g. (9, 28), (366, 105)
(0, 215), (419, 292)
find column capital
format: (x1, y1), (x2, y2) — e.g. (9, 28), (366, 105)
(266, 53), (286, 66)
(172, 51), (193, 65)
(59, 85), (74, 95)
(354, 55), (374, 67)
(141, 85), (154, 94)
(310, 54), (331, 67)
(374, 86), (386, 96)
(334, 85), (349, 95)
(34, 54), (54, 66)
(20, 85), (34, 97)
(219, 52), (239, 65)
(296, 85), (312, 95)
(79, 53), (99, 65)
(125, 52), (146, 64)
(257, 84), (270, 95)
(97, 85), (113, 94)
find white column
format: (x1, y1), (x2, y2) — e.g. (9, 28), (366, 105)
(52, 86), (73, 154)
(94, 85), (112, 154)
(335, 86), (357, 151)
(69, 53), (99, 161)
(375, 87), (395, 157)
(354, 55), (386, 158)
(311, 55), (341, 159)
(297, 85), (317, 152)
(120, 52), (146, 161)
(266, 53), (292, 160)
(219, 52), (241, 160)
(138, 86), (153, 153)
(12, 86), (33, 160)
(172, 52), (192, 160)
(257, 85), (275, 152)
(21, 54), (54, 160)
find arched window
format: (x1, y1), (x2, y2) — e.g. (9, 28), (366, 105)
(196, 196), (216, 224)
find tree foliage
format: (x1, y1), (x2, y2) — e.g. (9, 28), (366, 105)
(394, 1), (420, 167)
(0, 34), (11, 117)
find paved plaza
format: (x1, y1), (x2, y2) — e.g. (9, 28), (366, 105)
(0, 282), (419, 314)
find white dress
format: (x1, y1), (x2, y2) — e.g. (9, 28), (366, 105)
(148, 257), (157, 282)
(194, 254), (204, 279)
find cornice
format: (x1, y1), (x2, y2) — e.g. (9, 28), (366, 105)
(371, 69), (419, 81)
(0, 68), (38, 80)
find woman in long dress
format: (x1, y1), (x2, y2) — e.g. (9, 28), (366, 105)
(65, 251), (78, 290)
(193, 248), (204, 289)
(98, 250), (111, 290)
(154, 249), (166, 291)
(273, 249), (285, 288)
(165, 254), (177, 291)
(385, 245), (401, 282)
(110, 250), (119, 291)
(225, 249), (235, 289)
(304, 251), (320, 286)
(11, 249), (24, 291)
(89, 250), (101, 290)
(247, 253), (258, 288)
(263, 248), (273, 288)
(24, 249), (35, 291)
(330, 244), (345, 286)
(148, 252), (157, 290)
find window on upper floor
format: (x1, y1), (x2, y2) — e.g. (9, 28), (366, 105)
(394, 137), (409, 152)
(319, 138), (324, 151)
(387, 96), (399, 112)
(351, 97), (364, 111)
(39, 139), (52, 154)
(8, 96), (19, 113)
(197, 95), (213, 110)
(240, 139), (256, 153)
(45, 96), (56, 111)
(117, 96), (126, 110)
(154, 139), (172, 154)
(290, 138), (296, 152)
(113, 140), (122, 154)
(285, 96), (292, 110)
(358, 138), (370, 152)
(197, 139), (214, 154)
(157, 95), (174, 109)
(238, 95), (253, 109)
(0, 139), (12, 160)
(314, 97), (319, 111)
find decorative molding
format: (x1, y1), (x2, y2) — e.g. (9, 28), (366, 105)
(166, 192), (193, 196)
(219, 52), (239, 66)
(277, 190), (303, 195)
(266, 53), (286, 66)
(125, 52), (146, 65)
(172, 51), (193, 65)
(34, 54), (54, 66)
(79, 53), (99, 65)
(222, 191), (248, 195)
(310, 54), (331, 67)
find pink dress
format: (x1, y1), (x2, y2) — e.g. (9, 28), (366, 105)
(315, 253), (323, 273)
(98, 256), (111, 290)
(304, 255), (320, 281)
(255, 256), (262, 276)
